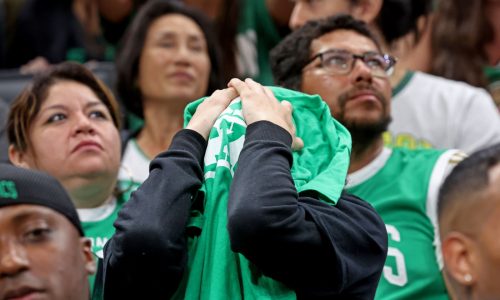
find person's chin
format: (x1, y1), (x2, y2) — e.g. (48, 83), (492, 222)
(71, 158), (114, 178)
(345, 112), (384, 125)
(162, 88), (201, 103)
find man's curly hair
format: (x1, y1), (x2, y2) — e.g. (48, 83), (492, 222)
(270, 14), (381, 91)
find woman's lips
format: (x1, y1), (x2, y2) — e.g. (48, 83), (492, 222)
(72, 140), (103, 153)
(168, 71), (195, 82)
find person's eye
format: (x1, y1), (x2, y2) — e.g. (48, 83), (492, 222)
(306, 0), (323, 7)
(365, 56), (386, 69)
(189, 44), (204, 53)
(158, 41), (175, 48)
(46, 113), (66, 123)
(24, 227), (52, 243)
(89, 110), (108, 120)
(324, 55), (349, 69)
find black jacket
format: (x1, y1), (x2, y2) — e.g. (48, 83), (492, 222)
(99, 121), (388, 299)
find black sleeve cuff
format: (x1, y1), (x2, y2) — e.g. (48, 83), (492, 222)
(246, 121), (293, 146)
(168, 129), (208, 162)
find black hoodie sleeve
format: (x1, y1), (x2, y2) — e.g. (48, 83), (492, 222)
(227, 121), (388, 299)
(100, 129), (206, 300)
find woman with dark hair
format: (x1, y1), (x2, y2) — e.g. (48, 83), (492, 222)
(430, 0), (496, 88)
(7, 0), (148, 73)
(116, 0), (223, 191)
(430, 0), (500, 106)
(6, 61), (125, 291)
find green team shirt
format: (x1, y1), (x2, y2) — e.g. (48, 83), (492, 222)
(485, 66), (500, 108)
(118, 139), (150, 199)
(346, 147), (464, 300)
(236, 0), (284, 85)
(174, 87), (351, 299)
(79, 194), (127, 294)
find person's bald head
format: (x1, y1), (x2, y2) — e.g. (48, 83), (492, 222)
(438, 143), (500, 299)
(438, 144), (500, 236)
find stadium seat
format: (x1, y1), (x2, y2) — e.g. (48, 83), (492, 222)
(0, 69), (33, 104)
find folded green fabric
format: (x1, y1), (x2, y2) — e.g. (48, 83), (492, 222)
(173, 86), (351, 299)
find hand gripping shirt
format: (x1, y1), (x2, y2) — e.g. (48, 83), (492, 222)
(174, 86), (352, 299)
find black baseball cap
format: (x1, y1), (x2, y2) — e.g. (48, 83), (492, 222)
(0, 163), (84, 236)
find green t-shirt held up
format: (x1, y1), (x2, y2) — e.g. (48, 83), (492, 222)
(172, 87), (351, 299)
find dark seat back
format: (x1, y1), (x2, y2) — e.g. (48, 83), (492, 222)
(0, 69), (33, 104)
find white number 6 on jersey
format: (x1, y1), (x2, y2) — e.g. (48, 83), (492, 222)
(384, 224), (408, 286)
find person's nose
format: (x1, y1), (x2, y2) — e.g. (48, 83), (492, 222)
(173, 44), (192, 66)
(289, 3), (307, 31)
(73, 113), (96, 136)
(351, 58), (373, 84)
(0, 241), (29, 278)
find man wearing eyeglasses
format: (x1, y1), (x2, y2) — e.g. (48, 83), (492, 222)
(271, 14), (466, 300)
(287, 0), (500, 153)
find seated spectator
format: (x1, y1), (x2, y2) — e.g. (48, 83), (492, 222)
(5, 0), (146, 73)
(99, 82), (388, 299)
(0, 163), (95, 300)
(184, 0), (295, 84)
(271, 14), (466, 299)
(429, 0), (500, 110)
(288, 0), (500, 153)
(430, 0), (500, 87)
(7, 62), (126, 290)
(116, 0), (223, 191)
(438, 143), (500, 300)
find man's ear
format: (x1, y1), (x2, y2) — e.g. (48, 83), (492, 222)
(351, 0), (383, 24)
(442, 232), (477, 287)
(81, 238), (97, 275)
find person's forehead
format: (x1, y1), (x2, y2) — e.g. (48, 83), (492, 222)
(0, 204), (64, 226)
(149, 13), (205, 40)
(296, 0), (353, 14)
(310, 29), (379, 55)
(38, 80), (105, 113)
(44, 80), (101, 104)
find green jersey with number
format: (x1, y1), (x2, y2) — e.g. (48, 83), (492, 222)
(346, 147), (464, 300)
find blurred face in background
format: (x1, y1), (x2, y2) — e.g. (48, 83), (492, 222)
(289, 0), (354, 30)
(183, 0), (224, 20)
(485, 0), (500, 65)
(9, 80), (121, 200)
(138, 13), (211, 107)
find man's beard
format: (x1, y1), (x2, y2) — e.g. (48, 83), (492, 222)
(341, 115), (391, 157)
(336, 85), (391, 157)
